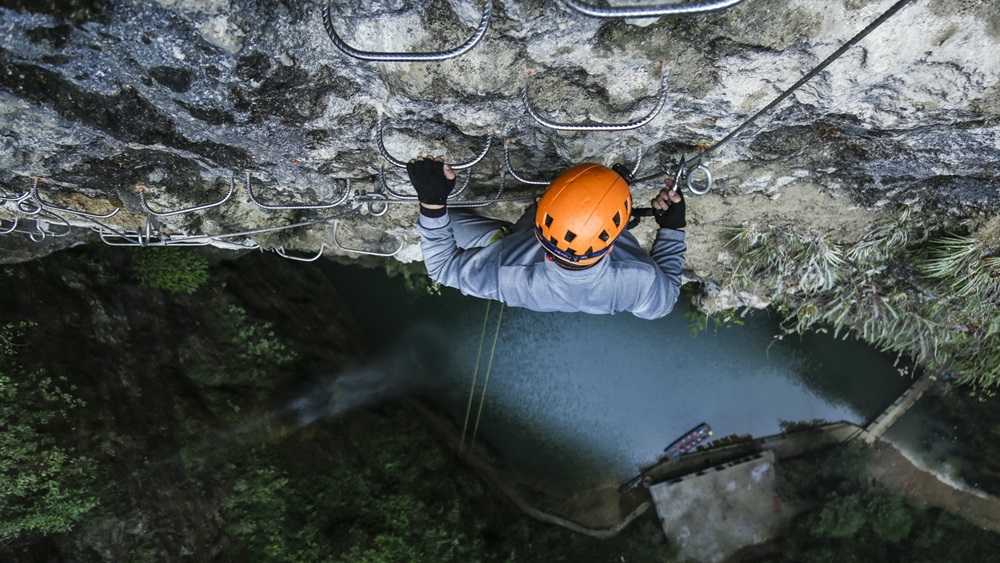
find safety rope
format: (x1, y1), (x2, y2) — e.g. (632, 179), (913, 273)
(469, 301), (505, 452)
(685, 0), (916, 169)
(460, 299), (492, 453)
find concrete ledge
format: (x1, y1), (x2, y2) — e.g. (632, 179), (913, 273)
(649, 450), (786, 563)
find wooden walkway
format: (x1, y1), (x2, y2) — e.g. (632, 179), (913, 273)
(860, 372), (936, 444)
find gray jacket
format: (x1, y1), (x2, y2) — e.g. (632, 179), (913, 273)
(417, 212), (687, 320)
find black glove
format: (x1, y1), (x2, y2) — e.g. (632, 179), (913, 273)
(655, 191), (686, 230)
(406, 159), (456, 206)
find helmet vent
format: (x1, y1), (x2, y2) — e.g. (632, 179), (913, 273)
(599, 230), (610, 242)
(625, 200), (630, 211)
(544, 214), (553, 227)
(612, 212), (621, 228)
(564, 230), (577, 243)
(550, 236), (559, 246)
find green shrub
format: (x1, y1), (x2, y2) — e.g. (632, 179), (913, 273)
(187, 303), (297, 396)
(133, 247), (210, 294)
(0, 321), (98, 542)
(383, 260), (441, 297)
(721, 207), (1000, 388)
(810, 493), (866, 539)
(867, 490), (912, 543)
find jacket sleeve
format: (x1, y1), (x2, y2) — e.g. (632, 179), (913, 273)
(416, 211), (501, 300)
(634, 228), (687, 320)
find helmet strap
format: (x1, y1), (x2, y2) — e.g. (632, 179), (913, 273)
(547, 251), (599, 270)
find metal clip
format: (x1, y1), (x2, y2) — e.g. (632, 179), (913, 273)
(629, 154), (713, 195)
(322, 0), (492, 62)
(27, 215), (72, 242)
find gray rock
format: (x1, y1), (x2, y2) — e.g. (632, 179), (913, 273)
(0, 0), (998, 270)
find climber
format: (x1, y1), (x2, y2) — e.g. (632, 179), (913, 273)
(408, 156), (686, 320)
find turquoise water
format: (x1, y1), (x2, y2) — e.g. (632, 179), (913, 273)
(322, 261), (911, 492)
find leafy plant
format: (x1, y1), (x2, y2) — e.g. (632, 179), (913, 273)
(133, 247), (210, 294)
(919, 234), (1000, 300)
(685, 306), (749, 337)
(383, 260), (441, 297)
(0, 321), (98, 542)
(720, 207), (1000, 388)
(846, 205), (919, 269)
(189, 304), (297, 391)
(220, 304), (297, 379)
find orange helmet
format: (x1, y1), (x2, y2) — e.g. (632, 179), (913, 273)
(534, 163), (632, 267)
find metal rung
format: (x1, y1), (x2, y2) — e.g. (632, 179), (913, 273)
(138, 175), (235, 218)
(0, 184), (28, 203)
(274, 244), (326, 262)
(0, 217), (17, 234)
(322, 0), (492, 62)
(560, 0), (746, 18)
(9, 215), (73, 242)
(246, 172), (351, 210)
(377, 115), (493, 170)
(24, 177), (120, 219)
(332, 221), (403, 257)
(377, 168), (472, 202)
(503, 141), (552, 186)
(523, 65), (668, 131)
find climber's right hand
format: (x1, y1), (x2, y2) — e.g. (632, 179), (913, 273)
(407, 156), (456, 208)
(652, 187), (685, 231)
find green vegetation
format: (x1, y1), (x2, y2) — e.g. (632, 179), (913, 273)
(383, 259), (441, 296)
(219, 408), (675, 562)
(132, 247), (210, 294)
(218, 303), (297, 380)
(221, 420), (488, 562)
(0, 321), (98, 542)
(723, 206), (1000, 388)
(685, 305), (749, 336)
(748, 442), (1000, 562)
(189, 302), (297, 391)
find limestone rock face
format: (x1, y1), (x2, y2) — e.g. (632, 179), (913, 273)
(1, 0), (998, 281)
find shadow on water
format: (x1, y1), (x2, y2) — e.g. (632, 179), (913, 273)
(319, 261), (912, 493)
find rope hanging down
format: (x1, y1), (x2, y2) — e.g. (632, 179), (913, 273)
(461, 299), (493, 453)
(684, 0), (916, 170)
(460, 301), (505, 454)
